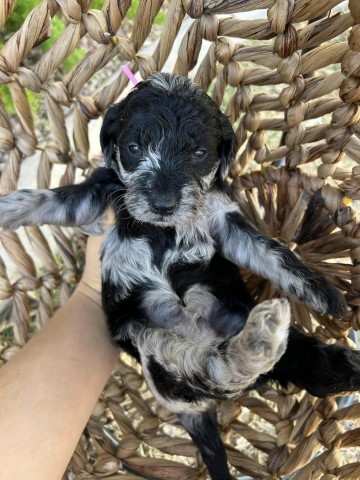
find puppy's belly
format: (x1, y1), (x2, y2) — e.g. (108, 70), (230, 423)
(143, 282), (247, 338)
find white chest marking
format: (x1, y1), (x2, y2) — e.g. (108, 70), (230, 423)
(101, 192), (234, 302)
(101, 227), (155, 297)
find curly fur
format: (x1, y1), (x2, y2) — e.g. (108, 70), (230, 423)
(0, 73), (358, 480)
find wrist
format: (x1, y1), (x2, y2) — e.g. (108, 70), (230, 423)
(75, 281), (102, 308)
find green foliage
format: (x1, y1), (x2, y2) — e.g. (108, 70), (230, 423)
(0, 324), (14, 342)
(2, 0), (39, 34)
(26, 88), (40, 114)
(90, 0), (105, 10)
(1, 85), (15, 114)
(41, 15), (86, 73)
(154, 10), (166, 25)
(125, 0), (166, 24)
(90, 0), (165, 24)
(90, 0), (139, 19)
(63, 48), (87, 72)
(1, 7), (86, 115)
(0, 0), (165, 116)
(38, 15), (65, 52)
(125, 0), (140, 20)
(0, 85), (40, 116)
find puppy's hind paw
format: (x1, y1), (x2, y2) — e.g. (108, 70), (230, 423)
(243, 298), (291, 369)
(294, 347), (360, 398)
(213, 299), (291, 394)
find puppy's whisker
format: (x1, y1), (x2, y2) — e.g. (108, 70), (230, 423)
(106, 188), (124, 204)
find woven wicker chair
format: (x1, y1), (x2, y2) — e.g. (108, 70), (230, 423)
(0, 1), (359, 478)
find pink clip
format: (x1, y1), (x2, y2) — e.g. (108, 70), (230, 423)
(121, 65), (138, 86)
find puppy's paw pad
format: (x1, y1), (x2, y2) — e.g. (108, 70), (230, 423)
(246, 298), (290, 362)
(248, 298), (290, 330)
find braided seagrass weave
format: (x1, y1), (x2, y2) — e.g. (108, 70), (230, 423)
(1, 0), (360, 478)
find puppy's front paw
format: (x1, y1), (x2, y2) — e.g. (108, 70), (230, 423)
(304, 279), (347, 319)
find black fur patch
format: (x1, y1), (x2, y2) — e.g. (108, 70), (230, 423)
(147, 355), (206, 403)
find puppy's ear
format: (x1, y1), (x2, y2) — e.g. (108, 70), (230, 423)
(218, 114), (237, 184)
(100, 101), (126, 167)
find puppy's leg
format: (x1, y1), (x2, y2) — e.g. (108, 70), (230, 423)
(219, 298), (290, 388)
(0, 167), (121, 230)
(261, 327), (360, 397)
(137, 299), (290, 403)
(136, 300), (289, 480)
(179, 410), (232, 480)
(211, 208), (346, 318)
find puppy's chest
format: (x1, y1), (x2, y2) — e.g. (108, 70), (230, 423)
(163, 235), (215, 271)
(101, 225), (215, 299)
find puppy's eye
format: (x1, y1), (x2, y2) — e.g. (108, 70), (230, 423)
(128, 144), (141, 155)
(194, 149), (206, 159)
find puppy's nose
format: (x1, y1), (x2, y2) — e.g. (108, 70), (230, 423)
(152, 194), (177, 214)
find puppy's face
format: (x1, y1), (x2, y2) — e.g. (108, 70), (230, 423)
(101, 74), (235, 226)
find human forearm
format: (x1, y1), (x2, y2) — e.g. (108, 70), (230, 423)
(0, 286), (119, 480)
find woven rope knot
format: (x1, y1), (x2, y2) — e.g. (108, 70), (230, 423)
(349, 0), (360, 24)
(1, 1), (51, 73)
(243, 110), (261, 133)
(41, 272), (61, 290)
(182, 0), (204, 19)
(0, 55), (13, 83)
(0, 259), (12, 300)
(115, 35), (137, 61)
(342, 51), (360, 77)
(319, 419), (344, 446)
(77, 95), (100, 120)
(42, 82), (72, 107)
(277, 52), (302, 83)
(225, 61), (244, 87)
(61, 269), (79, 285)
(274, 23), (299, 58)
(348, 24), (360, 51)
(71, 151), (90, 169)
(199, 13), (219, 42)
(340, 77), (360, 103)
(0, 127), (14, 151)
(14, 132), (37, 156)
(286, 100), (306, 128)
(83, 9), (109, 44)
(268, 0), (295, 35)
(138, 56), (157, 80)
(13, 68), (41, 93)
(215, 37), (235, 66)
(13, 276), (41, 293)
(58, 0), (83, 24)
(280, 76), (306, 106)
(325, 126), (353, 150)
(332, 104), (360, 128)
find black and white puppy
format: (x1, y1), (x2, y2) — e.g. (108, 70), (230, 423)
(1, 73), (359, 480)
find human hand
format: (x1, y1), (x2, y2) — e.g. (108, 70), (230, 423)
(76, 211), (114, 304)
(77, 234), (104, 305)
